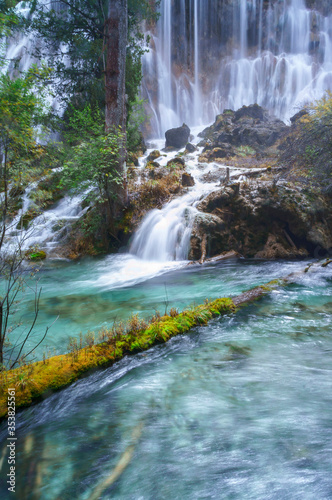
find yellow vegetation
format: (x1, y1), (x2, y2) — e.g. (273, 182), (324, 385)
(0, 298), (235, 419)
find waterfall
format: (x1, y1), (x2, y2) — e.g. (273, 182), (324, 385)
(142, 0), (332, 137)
(129, 134), (263, 263)
(130, 195), (197, 262)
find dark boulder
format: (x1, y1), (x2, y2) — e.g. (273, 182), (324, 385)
(181, 173), (195, 187)
(185, 142), (197, 153)
(234, 103), (265, 122)
(290, 109), (309, 124)
(197, 105), (288, 161)
(165, 123), (190, 149)
(167, 157), (186, 168)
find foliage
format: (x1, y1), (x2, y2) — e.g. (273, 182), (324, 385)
(0, 65), (50, 156)
(280, 92), (332, 194)
(61, 126), (124, 200)
(0, 66), (51, 242)
(24, 0), (160, 122)
(0, 68), (52, 372)
(0, 0), (20, 64)
(126, 97), (147, 152)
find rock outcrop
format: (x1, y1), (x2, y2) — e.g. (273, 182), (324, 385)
(181, 173), (195, 187)
(165, 123), (190, 149)
(189, 179), (332, 261)
(198, 105), (288, 162)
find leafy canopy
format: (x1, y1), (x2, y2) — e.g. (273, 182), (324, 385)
(60, 105), (124, 201)
(0, 65), (51, 160)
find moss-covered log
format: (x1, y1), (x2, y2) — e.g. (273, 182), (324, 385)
(0, 262), (326, 420)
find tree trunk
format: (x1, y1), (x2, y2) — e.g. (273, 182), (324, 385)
(105, 0), (127, 132)
(105, 0), (128, 214)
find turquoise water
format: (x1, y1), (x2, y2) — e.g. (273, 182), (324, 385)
(0, 261), (331, 499)
(3, 255), (311, 360)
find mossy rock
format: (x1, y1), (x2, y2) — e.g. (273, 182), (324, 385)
(17, 209), (41, 230)
(167, 157), (185, 168)
(146, 160), (160, 169)
(147, 150), (161, 162)
(25, 250), (47, 261)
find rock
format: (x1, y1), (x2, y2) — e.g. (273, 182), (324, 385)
(254, 234), (309, 259)
(25, 249), (47, 261)
(234, 103), (265, 122)
(17, 209), (41, 230)
(165, 123), (190, 149)
(146, 161), (160, 169)
(197, 105), (288, 162)
(167, 157), (186, 169)
(190, 180), (332, 260)
(147, 165), (168, 180)
(200, 168), (226, 183)
(127, 152), (139, 166)
(146, 150), (161, 162)
(202, 144), (234, 161)
(181, 173), (195, 187)
(290, 109), (309, 124)
(189, 212), (225, 261)
(185, 142), (197, 153)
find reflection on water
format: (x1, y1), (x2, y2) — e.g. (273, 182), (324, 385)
(0, 264), (331, 499)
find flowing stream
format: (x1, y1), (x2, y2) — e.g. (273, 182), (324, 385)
(2, 4), (332, 496)
(1, 133), (268, 362)
(0, 261), (331, 499)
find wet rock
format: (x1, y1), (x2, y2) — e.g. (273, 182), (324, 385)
(190, 180), (332, 259)
(181, 172), (195, 187)
(147, 150), (161, 162)
(185, 142), (197, 153)
(165, 123), (190, 149)
(198, 105), (288, 162)
(167, 157), (186, 169)
(147, 164), (168, 180)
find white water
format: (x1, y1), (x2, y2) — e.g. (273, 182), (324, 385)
(142, 0), (332, 136)
(130, 130), (264, 264)
(2, 184), (89, 256)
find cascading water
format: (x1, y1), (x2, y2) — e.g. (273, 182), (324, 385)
(142, 0), (332, 137)
(2, 187), (90, 256)
(130, 132), (264, 264)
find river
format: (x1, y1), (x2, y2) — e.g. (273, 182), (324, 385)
(0, 259), (331, 499)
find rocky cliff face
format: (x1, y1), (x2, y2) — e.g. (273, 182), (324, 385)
(197, 104), (288, 162)
(188, 104), (332, 261)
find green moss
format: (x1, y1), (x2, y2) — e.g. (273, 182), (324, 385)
(0, 296), (237, 419)
(17, 209), (41, 230)
(260, 279), (283, 291)
(25, 250), (47, 261)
